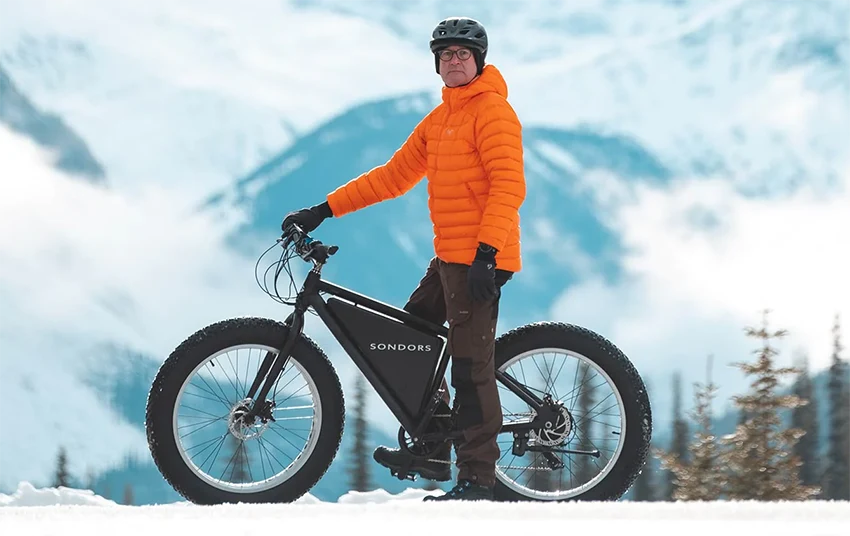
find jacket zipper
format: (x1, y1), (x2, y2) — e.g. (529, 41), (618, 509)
(465, 183), (484, 214)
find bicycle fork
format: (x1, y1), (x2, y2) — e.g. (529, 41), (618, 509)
(243, 306), (305, 421)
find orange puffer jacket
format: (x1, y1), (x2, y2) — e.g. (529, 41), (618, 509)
(326, 64), (526, 272)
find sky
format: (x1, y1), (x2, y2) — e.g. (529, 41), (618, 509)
(0, 0), (438, 196)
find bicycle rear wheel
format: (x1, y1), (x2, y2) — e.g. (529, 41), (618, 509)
(493, 322), (652, 501)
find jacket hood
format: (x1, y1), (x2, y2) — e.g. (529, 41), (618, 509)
(441, 64), (508, 109)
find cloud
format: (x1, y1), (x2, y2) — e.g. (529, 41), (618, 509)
(551, 168), (849, 424)
(0, 128), (259, 353)
(0, 0), (437, 196)
(0, 126), (375, 488)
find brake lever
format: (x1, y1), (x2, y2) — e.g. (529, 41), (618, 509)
(280, 224), (306, 249)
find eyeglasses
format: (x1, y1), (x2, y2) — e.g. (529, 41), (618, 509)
(438, 48), (473, 62)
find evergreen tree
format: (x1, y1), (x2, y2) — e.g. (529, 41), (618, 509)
(347, 372), (372, 492)
(719, 311), (819, 500)
(631, 378), (655, 501)
(823, 314), (850, 500)
(573, 361), (595, 488)
(53, 446), (70, 488)
(530, 357), (559, 492)
(219, 413), (251, 485)
(790, 351), (820, 492)
(223, 434), (250, 484)
(122, 483), (134, 505)
(85, 467), (96, 494)
(631, 457), (656, 501)
(841, 344), (850, 501)
(658, 355), (725, 500)
(662, 371), (689, 500)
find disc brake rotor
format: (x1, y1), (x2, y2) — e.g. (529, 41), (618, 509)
(529, 405), (573, 447)
(228, 399), (271, 441)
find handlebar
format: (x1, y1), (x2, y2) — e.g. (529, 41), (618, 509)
(281, 224), (338, 264)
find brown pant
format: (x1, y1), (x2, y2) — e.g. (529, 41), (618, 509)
(402, 256), (511, 487)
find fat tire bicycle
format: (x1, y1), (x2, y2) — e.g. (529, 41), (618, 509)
(144, 225), (652, 504)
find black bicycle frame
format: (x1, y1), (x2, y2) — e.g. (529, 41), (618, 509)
(247, 264), (547, 442)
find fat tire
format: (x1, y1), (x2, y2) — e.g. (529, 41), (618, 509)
(145, 317), (344, 504)
(492, 321), (652, 502)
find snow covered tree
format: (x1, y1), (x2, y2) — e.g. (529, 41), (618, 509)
(347, 372), (372, 492)
(53, 446), (70, 488)
(822, 314), (850, 500)
(658, 355), (725, 500)
(719, 311), (819, 500)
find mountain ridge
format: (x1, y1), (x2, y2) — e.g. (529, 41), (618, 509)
(0, 63), (106, 183)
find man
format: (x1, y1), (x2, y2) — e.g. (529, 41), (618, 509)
(282, 16), (525, 501)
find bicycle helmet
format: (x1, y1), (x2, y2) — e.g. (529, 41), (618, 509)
(429, 17), (488, 75)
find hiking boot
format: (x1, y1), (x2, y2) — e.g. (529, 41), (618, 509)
(373, 443), (451, 482)
(423, 479), (493, 502)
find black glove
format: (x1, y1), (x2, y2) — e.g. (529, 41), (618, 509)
(282, 201), (333, 234)
(467, 242), (498, 302)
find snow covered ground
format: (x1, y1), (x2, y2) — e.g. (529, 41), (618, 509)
(1, 482), (848, 536)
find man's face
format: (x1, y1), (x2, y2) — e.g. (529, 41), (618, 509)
(438, 45), (478, 87)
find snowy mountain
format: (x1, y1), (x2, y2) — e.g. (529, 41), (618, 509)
(0, 64), (105, 183)
(0, 0), (437, 197)
(203, 90), (669, 310)
(0, 0), (847, 502)
(297, 0), (849, 195)
(2, 0), (845, 196)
